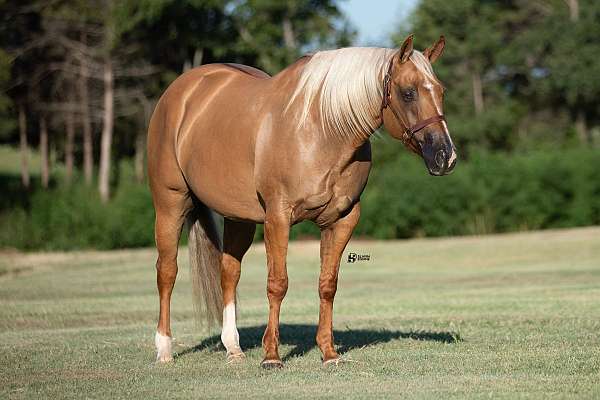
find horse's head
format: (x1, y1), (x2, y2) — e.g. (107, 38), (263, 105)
(382, 34), (457, 176)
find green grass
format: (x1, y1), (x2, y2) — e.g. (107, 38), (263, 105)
(1, 227), (599, 399)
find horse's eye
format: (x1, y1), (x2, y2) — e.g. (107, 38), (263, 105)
(402, 88), (417, 102)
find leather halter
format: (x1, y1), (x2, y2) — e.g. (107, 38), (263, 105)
(380, 59), (446, 148)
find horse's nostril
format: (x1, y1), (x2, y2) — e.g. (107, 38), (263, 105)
(435, 149), (446, 168)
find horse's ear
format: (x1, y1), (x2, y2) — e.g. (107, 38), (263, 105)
(423, 35), (445, 64)
(394, 34), (414, 64)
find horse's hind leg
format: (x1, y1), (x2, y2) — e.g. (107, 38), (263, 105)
(153, 188), (191, 362)
(317, 202), (361, 365)
(220, 219), (256, 362)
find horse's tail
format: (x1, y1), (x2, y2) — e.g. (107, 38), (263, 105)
(187, 204), (223, 330)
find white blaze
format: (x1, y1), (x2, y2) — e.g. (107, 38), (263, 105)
(220, 302), (241, 354)
(423, 79), (456, 165)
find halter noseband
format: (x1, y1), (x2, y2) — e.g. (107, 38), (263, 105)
(380, 59), (446, 147)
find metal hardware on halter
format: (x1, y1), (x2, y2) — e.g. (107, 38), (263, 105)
(380, 59), (445, 146)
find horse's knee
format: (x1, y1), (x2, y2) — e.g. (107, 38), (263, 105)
(319, 273), (338, 301)
(267, 277), (288, 301)
(319, 283), (337, 301)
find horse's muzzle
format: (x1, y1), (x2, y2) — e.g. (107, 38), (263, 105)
(422, 139), (457, 176)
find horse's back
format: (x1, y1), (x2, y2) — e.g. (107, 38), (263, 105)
(222, 63), (271, 79)
(155, 63), (270, 112)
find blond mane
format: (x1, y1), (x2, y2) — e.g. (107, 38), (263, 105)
(286, 48), (436, 141)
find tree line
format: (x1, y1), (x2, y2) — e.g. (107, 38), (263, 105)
(0, 0), (597, 204)
(0, 0), (353, 201)
(395, 0), (599, 154)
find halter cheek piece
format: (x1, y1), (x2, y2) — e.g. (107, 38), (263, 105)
(380, 59), (446, 149)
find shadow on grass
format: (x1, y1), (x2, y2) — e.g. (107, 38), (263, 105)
(175, 324), (461, 361)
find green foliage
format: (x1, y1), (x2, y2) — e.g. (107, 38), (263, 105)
(0, 168), (155, 250)
(229, 0), (355, 73)
(1, 1), (599, 250)
(356, 144), (600, 239)
(1, 147), (599, 250)
(398, 0), (600, 151)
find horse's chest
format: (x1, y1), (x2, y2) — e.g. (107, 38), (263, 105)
(294, 156), (371, 227)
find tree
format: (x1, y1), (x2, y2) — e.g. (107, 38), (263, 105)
(36, 3), (103, 186)
(18, 104), (29, 188)
(1, 0), (356, 198)
(0, 49), (15, 141)
(37, 0), (158, 200)
(98, 1), (115, 202)
(394, 0), (521, 152)
(533, 0), (600, 144)
(396, 0), (600, 152)
(0, 0), (45, 189)
(230, 0), (355, 73)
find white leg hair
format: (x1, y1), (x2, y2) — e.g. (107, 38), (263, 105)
(221, 302), (244, 359)
(155, 331), (173, 363)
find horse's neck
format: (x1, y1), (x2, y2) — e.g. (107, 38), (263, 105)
(277, 52), (386, 148)
(313, 112), (381, 151)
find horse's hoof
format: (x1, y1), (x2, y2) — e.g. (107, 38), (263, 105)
(226, 351), (246, 364)
(261, 359), (284, 369)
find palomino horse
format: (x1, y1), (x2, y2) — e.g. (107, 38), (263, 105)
(148, 34), (456, 367)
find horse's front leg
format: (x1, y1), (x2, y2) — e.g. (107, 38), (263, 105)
(317, 202), (361, 365)
(261, 210), (291, 369)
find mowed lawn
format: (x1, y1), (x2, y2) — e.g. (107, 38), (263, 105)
(1, 228), (599, 399)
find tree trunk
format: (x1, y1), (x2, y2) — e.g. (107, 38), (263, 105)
(98, 55), (114, 202)
(19, 105), (30, 189)
(565, 0), (579, 22)
(282, 16), (297, 65)
(282, 16), (297, 50)
(79, 32), (94, 185)
(471, 70), (484, 115)
(135, 98), (152, 183)
(40, 116), (49, 189)
(65, 112), (75, 184)
(134, 130), (145, 183)
(183, 48), (203, 73)
(574, 110), (589, 144)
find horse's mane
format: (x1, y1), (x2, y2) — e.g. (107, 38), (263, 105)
(286, 47), (435, 141)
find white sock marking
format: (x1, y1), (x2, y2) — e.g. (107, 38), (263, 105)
(155, 331), (173, 362)
(221, 302), (242, 354)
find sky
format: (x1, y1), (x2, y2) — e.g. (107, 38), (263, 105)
(339, 0), (419, 46)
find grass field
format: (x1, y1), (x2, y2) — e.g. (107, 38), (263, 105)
(1, 227), (599, 399)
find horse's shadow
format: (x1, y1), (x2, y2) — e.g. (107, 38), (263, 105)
(176, 324), (461, 361)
